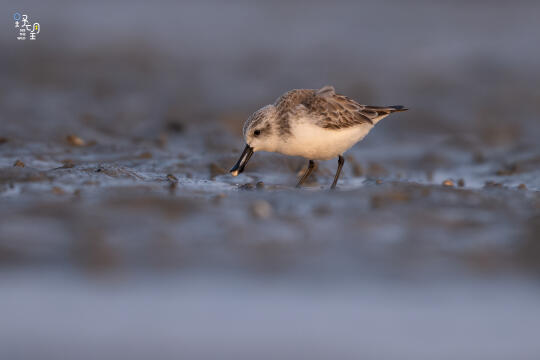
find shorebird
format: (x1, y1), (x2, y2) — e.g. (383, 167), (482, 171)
(230, 86), (407, 189)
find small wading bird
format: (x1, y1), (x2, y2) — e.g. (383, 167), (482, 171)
(230, 86), (407, 189)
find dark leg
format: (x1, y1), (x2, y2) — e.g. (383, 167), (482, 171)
(296, 160), (316, 188)
(330, 155), (345, 189)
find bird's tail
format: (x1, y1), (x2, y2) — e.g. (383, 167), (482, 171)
(362, 105), (408, 125)
(366, 105), (408, 113)
(388, 105), (408, 112)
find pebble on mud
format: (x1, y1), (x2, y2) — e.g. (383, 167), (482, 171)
(166, 174), (178, 193)
(239, 183), (254, 190)
(13, 160), (25, 167)
(166, 174), (178, 183)
(458, 178), (465, 187)
(256, 181), (265, 190)
(442, 179), (455, 187)
(518, 183), (527, 190)
(66, 134), (86, 146)
(250, 200), (273, 219)
(484, 181), (503, 188)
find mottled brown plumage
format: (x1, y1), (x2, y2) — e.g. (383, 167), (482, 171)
(273, 86), (406, 134)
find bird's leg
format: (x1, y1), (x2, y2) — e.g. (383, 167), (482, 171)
(296, 160), (316, 188)
(330, 155), (345, 189)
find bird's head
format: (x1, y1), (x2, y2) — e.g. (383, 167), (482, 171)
(230, 105), (278, 176)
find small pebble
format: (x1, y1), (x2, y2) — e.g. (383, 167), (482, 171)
(66, 134), (85, 146)
(457, 178), (465, 187)
(250, 200), (273, 219)
(13, 160), (25, 167)
(166, 174), (179, 183)
(166, 174), (179, 194)
(0, 137), (8, 145)
(484, 181), (503, 188)
(239, 183), (254, 190)
(256, 181), (265, 190)
(518, 184), (527, 190)
(442, 179), (455, 187)
(376, 179), (383, 185)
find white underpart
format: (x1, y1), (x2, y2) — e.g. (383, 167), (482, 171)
(276, 116), (377, 160)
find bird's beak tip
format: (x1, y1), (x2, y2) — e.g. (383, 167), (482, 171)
(230, 144), (253, 177)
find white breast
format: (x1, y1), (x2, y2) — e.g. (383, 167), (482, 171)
(277, 118), (373, 160)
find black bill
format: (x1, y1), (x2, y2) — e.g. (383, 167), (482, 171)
(230, 144), (254, 177)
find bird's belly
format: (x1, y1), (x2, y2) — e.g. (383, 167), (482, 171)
(279, 122), (372, 160)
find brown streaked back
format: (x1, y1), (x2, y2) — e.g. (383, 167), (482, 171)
(274, 86), (407, 132)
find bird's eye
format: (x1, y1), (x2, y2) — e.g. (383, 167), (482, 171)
(254, 130), (261, 136)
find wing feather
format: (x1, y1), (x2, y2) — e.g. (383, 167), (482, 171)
(273, 87), (407, 133)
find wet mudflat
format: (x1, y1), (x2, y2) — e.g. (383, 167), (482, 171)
(1, 133), (540, 276)
(1, 0), (540, 358)
(2, 112), (540, 359)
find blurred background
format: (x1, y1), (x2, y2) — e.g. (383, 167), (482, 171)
(1, 0), (540, 359)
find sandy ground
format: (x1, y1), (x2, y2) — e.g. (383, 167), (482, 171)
(1, 0), (540, 359)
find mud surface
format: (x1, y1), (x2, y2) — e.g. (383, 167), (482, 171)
(1, 1), (540, 359)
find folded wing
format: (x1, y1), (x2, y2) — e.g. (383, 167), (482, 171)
(274, 86), (407, 133)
